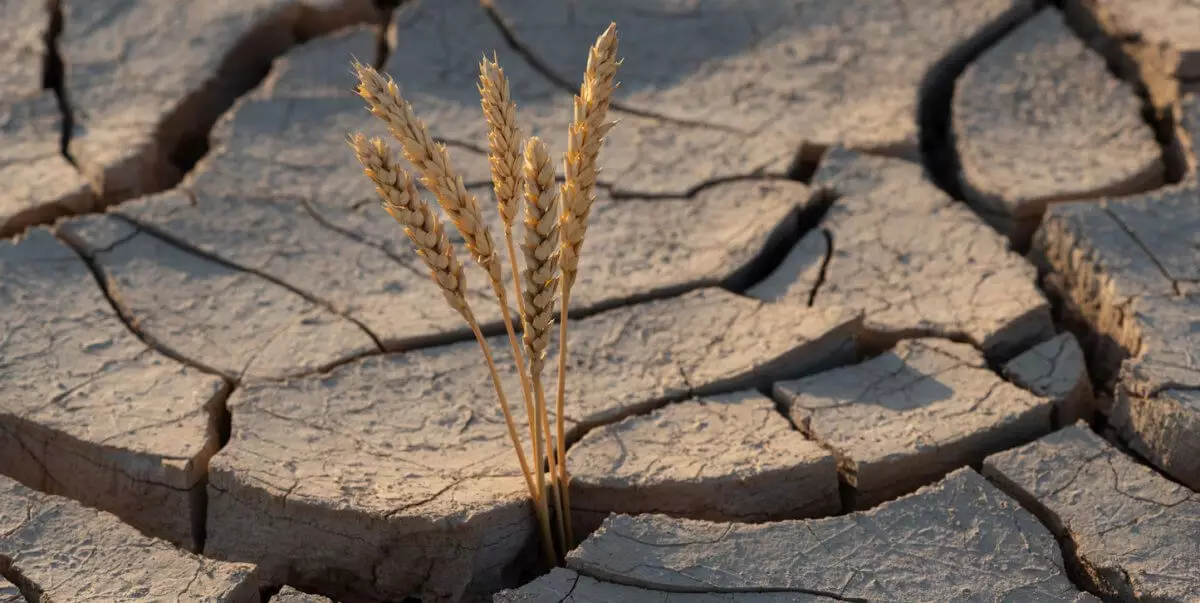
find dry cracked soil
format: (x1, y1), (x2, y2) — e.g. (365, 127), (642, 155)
(1, 0), (1199, 602)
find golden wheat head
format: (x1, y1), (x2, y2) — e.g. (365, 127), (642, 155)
(353, 61), (503, 285)
(520, 136), (561, 374)
(559, 23), (620, 288)
(348, 23), (621, 562)
(349, 133), (469, 317)
(479, 55), (525, 226)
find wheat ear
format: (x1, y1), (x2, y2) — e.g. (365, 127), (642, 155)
(349, 133), (557, 563)
(478, 55), (549, 478)
(554, 23), (620, 547)
(480, 56), (573, 554)
(520, 136), (567, 553)
(354, 62), (547, 522)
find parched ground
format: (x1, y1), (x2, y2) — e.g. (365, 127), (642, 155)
(2, 0), (1199, 602)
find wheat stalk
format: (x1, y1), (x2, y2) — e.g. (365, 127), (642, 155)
(348, 81), (552, 564)
(553, 23), (620, 547)
(478, 56), (551, 480)
(348, 23), (620, 564)
(354, 62), (548, 534)
(480, 55), (575, 553)
(520, 136), (566, 552)
(348, 132), (556, 565)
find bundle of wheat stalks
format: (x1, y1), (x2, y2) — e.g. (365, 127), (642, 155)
(348, 24), (620, 564)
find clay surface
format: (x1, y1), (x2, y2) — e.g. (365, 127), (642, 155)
(204, 289), (858, 602)
(954, 9), (1163, 246)
(567, 391), (838, 531)
(0, 0), (94, 237)
(775, 339), (1056, 508)
(491, 0), (1036, 163)
(1033, 190), (1200, 489)
(176, 25), (382, 204)
(58, 0), (378, 201)
(6, 0), (1200, 601)
(984, 424), (1200, 601)
(1111, 385), (1200, 492)
(750, 149), (1054, 359)
(497, 568), (838, 602)
(0, 228), (228, 548)
(562, 469), (1095, 601)
(0, 577), (19, 603)
(272, 586), (334, 602)
(1003, 332), (1095, 424)
(57, 209), (378, 381)
(1071, 0), (1200, 79)
(0, 474), (260, 601)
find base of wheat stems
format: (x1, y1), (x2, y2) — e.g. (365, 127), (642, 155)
(533, 371), (566, 555)
(463, 309), (557, 564)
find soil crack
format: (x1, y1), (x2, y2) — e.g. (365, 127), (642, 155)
(916, 1), (1039, 211)
(112, 211), (386, 352)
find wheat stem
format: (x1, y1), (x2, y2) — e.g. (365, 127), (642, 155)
(554, 289), (574, 547)
(502, 242), (539, 467)
(520, 136), (568, 555)
(496, 290), (547, 521)
(531, 292), (566, 557)
(553, 23), (619, 549)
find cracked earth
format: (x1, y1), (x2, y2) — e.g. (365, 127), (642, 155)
(1, 0), (1198, 601)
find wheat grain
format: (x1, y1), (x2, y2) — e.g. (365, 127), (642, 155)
(558, 22), (620, 288)
(350, 134), (470, 318)
(479, 55), (525, 227)
(521, 136), (566, 552)
(520, 137), (561, 373)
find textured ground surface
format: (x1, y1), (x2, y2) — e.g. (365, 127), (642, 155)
(502, 470), (1097, 601)
(775, 338), (1059, 508)
(984, 424), (1199, 601)
(566, 391), (839, 530)
(1, 0), (1198, 601)
(0, 474), (261, 601)
(273, 586), (334, 603)
(1034, 184), (1200, 490)
(749, 149), (1053, 359)
(0, 1), (93, 236)
(204, 289), (857, 602)
(953, 8), (1162, 246)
